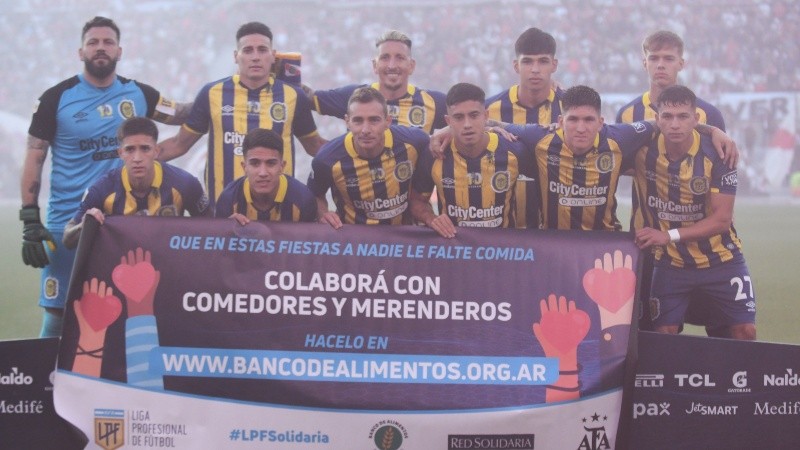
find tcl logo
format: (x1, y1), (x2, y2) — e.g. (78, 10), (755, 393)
(674, 374), (715, 387)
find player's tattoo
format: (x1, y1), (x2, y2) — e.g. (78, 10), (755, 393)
(171, 102), (193, 124)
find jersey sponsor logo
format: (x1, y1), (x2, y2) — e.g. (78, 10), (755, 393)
(690, 176), (709, 194)
(408, 105), (426, 127)
(596, 153), (614, 173)
(92, 151), (120, 161)
(491, 171), (511, 193)
(355, 192), (409, 220)
(394, 161), (413, 183)
(550, 181), (609, 207)
(118, 99), (135, 119)
(721, 171), (738, 188)
(98, 104), (114, 118)
(448, 204), (504, 224)
(223, 131), (246, 156)
(80, 135), (120, 152)
(270, 103), (287, 122)
(648, 196), (705, 221)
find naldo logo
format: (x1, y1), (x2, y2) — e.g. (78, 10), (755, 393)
(0, 367), (33, 385)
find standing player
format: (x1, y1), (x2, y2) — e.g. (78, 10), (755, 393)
(21, 16), (190, 337)
(62, 117), (210, 249)
(485, 27), (563, 229)
(215, 128), (317, 224)
(616, 30), (728, 333)
(411, 83), (530, 238)
(633, 86), (755, 340)
(307, 87), (430, 228)
(305, 30), (447, 135)
(158, 22), (325, 205)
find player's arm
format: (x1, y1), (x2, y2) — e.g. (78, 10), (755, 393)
(20, 135), (48, 207)
(157, 126), (203, 162)
(63, 208), (106, 250)
(315, 195), (342, 229)
(19, 135), (56, 267)
(163, 101), (194, 125)
(648, 120), (738, 168)
(410, 188), (456, 239)
(298, 133), (327, 157)
(635, 192), (734, 249)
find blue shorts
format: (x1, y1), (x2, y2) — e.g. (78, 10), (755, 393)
(649, 259), (756, 329)
(38, 231), (77, 309)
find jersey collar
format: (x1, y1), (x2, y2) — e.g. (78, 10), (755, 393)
(345, 129), (394, 159)
(244, 174), (288, 207)
(121, 161), (163, 193)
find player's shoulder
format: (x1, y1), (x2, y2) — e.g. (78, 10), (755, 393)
(37, 75), (81, 103)
(314, 134), (349, 163)
(485, 87), (512, 106)
(413, 84), (446, 99)
(390, 124), (429, 145)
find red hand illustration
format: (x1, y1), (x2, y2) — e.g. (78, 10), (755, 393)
(72, 278), (120, 376)
(532, 294), (591, 357)
(112, 248), (161, 317)
(582, 250), (636, 329)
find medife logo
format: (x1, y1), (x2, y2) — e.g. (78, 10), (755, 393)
(0, 367), (33, 385)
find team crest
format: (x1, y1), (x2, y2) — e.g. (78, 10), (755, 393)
(690, 176), (709, 194)
(247, 101), (261, 114)
(370, 167), (386, 183)
(118, 100), (135, 119)
(94, 411), (125, 450)
(596, 153), (614, 173)
(97, 104), (113, 118)
(269, 103), (286, 122)
(491, 171), (511, 193)
(407, 105), (426, 127)
(394, 161), (413, 182)
(156, 205), (178, 216)
(44, 277), (58, 299)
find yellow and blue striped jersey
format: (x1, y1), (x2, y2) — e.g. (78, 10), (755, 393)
(71, 161), (209, 221)
(633, 131), (742, 269)
(308, 125), (430, 225)
(485, 86), (563, 229)
(414, 132), (531, 228)
(214, 174), (317, 222)
(512, 122), (655, 231)
(184, 75), (319, 204)
(313, 83), (446, 134)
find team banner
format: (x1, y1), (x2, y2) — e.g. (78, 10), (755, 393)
(54, 217), (639, 449)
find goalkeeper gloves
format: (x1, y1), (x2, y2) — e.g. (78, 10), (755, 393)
(20, 205), (56, 268)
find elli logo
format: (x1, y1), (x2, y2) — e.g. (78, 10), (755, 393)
(94, 409), (125, 450)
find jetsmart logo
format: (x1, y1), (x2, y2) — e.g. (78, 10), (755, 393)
(764, 369), (800, 387)
(0, 367), (33, 385)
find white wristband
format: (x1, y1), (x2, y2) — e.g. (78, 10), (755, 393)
(668, 229), (681, 243)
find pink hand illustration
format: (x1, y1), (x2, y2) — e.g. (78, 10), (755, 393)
(582, 250), (636, 329)
(72, 278), (121, 376)
(112, 248), (161, 317)
(532, 294), (590, 403)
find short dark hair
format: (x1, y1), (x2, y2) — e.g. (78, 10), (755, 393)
(656, 85), (697, 110)
(236, 22), (272, 43)
(347, 86), (388, 117)
(562, 85), (602, 114)
(515, 27), (556, 57)
(446, 82), (485, 107)
(117, 117), (158, 142)
(82, 16), (120, 42)
(242, 128), (284, 157)
(643, 30), (684, 56)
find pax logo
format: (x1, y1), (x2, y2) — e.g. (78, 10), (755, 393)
(675, 373), (715, 387)
(633, 402), (670, 419)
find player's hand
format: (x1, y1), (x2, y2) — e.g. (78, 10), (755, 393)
(427, 214), (457, 239)
(20, 206), (56, 268)
(430, 127), (452, 160)
(319, 211), (343, 229)
(711, 127), (739, 169)
(229, 213), (250, 226)
(634, 227), (669, 249)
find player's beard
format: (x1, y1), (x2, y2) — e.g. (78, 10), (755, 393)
(85, 57), (117, 79)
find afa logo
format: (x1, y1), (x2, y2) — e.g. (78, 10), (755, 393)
(595, 153), (614, 173)
(394, 161), (413, 183)
(94, 409), (125, 450)
(576, 412), (611, 450)
(118, 99), (136, 119)
(247, 101), (261, 114)
(270, 103), (287, 122)
(491, 171), (511, 193)
(407, 105), (426, 127)
(369, 420), (408, 450)
(97, 104), (114, 118)
(690, 176), (709, 195)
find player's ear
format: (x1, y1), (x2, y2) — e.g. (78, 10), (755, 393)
(117, 47), (123, 62)
(552, 57), (558, 73)
(408, 58), (416, 75)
